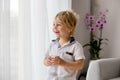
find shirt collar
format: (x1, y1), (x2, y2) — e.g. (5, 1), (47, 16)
(52, 37), (75, 48)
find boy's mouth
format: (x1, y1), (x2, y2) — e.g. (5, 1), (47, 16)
(55, 31), (59, 34)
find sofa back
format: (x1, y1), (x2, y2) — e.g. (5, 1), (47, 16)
(86, 58), (120, 80)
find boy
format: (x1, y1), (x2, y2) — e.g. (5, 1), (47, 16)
(44, 10), (85, 80)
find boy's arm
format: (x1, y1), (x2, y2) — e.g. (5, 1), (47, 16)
(51, 56), (84, 70)
(61, 59), (84, 70)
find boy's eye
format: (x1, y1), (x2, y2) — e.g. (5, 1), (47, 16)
(57, 24), (61, 26)
(53, 24), (55, 26)
(57, 22), (63, 26)
(53, 23), (62, 27)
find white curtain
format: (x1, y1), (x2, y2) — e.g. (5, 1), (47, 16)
(0, 0), (11, 80)
(0, 0), (71, 80)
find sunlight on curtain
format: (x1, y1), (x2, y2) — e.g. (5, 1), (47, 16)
(10, 0), (19, 80)
(0, 0), (71, 80)
(0, 0), (18, 80)
(18, 0), (49, 80)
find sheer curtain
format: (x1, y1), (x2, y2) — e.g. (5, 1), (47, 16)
(0, 0), (71, 80)
(0, 0), (11, 80)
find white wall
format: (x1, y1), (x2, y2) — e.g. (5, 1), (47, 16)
(72, 0), (90, 46)
(72, 0), (120, 58)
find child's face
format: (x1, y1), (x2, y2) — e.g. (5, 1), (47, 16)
(53, 18), (71, 38)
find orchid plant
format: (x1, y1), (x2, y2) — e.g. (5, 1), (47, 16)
(84, 10), (108, 60)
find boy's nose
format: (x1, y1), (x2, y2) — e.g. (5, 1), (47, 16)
(53, 25), (57, 29)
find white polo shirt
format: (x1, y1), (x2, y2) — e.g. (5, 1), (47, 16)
(45, 37), (85, 80)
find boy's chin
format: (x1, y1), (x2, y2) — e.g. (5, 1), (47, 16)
(55, 35), (60, 38)
(56, 36), (60, 38)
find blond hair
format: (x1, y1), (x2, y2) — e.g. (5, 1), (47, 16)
(55, 10), (79, 35)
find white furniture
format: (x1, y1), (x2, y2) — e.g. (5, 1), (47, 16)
(86, 58), (120, 80)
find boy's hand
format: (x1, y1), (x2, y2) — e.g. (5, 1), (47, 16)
(51, 56), (65, 66)
(44, 56), (65, 66)
(44, 56), (53, 66)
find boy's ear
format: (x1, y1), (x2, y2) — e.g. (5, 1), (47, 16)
(68, 28), (72, 33)
(70, 28), (74, 32)
(68, 28), (73, 35)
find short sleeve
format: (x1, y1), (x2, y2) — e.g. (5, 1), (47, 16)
(73, 43), (85, 60)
